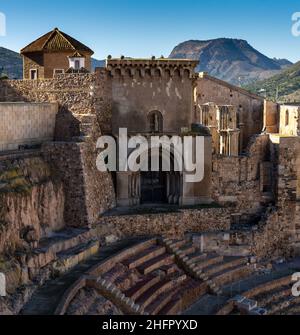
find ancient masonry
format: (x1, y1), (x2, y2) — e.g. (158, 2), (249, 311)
(0, 44), (299, 314)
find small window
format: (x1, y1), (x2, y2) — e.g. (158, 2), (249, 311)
(285, 110), (289, 126)
(74, 60), (80, 70)
(30, 69), (38, 80)
(54, 69), (64, 76)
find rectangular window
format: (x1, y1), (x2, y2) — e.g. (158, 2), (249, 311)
(30, 69), (38, 80)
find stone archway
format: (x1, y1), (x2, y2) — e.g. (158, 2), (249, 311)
(140, 149), (181, 205)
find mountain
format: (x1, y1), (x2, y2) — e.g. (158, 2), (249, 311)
(169, 38), (292, 86)
(0, 47), (23, 79)
(245, 61), (300, 102)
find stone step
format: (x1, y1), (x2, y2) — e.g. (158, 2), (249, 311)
(257, 286), (292, 307)
(137, 254), (175, 275)
(158, 297), (182, 315)
(136, 274), (187, 310)
(34, 227), (95, 256)
(124, 275), (161, 301)
(193, 254), (224, 272)
(267, 296), (300, 315)
(203, 258), (248, 278)
(278, 302), (300, 315)
(53, 240), (100, 275)
(221, 245), (251, 257)
(186, 253), (208, 265)
(179, 279), (208, 310)
(167, 240), (186, 250)
(244, 275), (293, 299)
(176, 244), (196, 257)
(160, 264), (179, 276)
(122, 245), (166, 269)
(102, 264), (127, 284)
(211, 264), (253, 288)
(146, 285), (182, 315)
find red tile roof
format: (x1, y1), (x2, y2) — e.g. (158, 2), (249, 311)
(21, 28), (94, 55)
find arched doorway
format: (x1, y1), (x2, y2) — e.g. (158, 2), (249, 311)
(141, 170), (167, 204)
(140, 149), (180, 204)
(140, 149), (167, 204)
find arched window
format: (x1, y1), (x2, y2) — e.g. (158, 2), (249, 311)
(148, 111), (163, 133)
(285, 110), (289, 126)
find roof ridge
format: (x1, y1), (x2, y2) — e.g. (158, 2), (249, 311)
(43, 29), (76, 51)
(41, 28), (57, 49)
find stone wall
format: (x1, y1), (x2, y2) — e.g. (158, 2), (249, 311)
(212, 134), (271, 216)
(279, 105), (300, 137)
(99, 208), (232, 239)
(0, 102), (57, 151)
(0, 74), (97, 139)
(0, 155), (65, 254)
(251, 137), (300, 259)
(197, 73), (264, 149)
(0, 73), (116, 227)
(42, 136), (115, 228)
(263, 100), (279, 134)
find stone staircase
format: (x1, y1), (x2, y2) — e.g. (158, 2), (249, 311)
(96, 239), (207, 315)
(21, 237), (146, 315)
(162, 237), (255, 296)
(23, 227), (99, 281)
(217, 273), (299, 315)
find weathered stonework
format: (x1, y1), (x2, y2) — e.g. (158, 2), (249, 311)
(0, 156), (65, 255)
(99, 207), (232, 239)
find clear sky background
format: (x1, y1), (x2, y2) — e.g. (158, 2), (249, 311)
(0, 0), (299, 62)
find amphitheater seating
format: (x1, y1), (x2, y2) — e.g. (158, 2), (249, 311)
(217, 274), (300, 315)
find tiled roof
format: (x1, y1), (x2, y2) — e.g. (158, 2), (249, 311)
(21, 28), (94, 55)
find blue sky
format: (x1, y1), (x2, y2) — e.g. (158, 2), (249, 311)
(0, 0), (300, 62)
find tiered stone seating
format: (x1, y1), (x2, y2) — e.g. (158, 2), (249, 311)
(217, 274), (299, 315)
(96, 238), (209, 315)
(163, 237), (254, 296)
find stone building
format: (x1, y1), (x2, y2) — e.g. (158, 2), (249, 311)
(106, 58), (212, 206)
(196, 72), (264, 152)
(199, 103), (240, 155)
(1, 39), (300, 315)
(21, 28), (94, 79)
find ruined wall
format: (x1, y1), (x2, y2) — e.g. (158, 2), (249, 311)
(0, 155), (65, 254)
(0, 102), (57, 151)
(42, 139), (115, 227)
(212, 134), (271, 216)
(196, 74), (264, 149)
(252, 137), (300, 259)
(279, 105), (300, 136)
(99, 207), (232, 239)
(264, 100), (279, 134)
(0, 74), (95, 136)
(0, 73), (115, 226)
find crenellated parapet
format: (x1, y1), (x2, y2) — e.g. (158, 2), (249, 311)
(106, 58), (199, 79)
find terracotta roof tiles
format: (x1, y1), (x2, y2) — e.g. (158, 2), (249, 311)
(21, 28), (94, 55)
